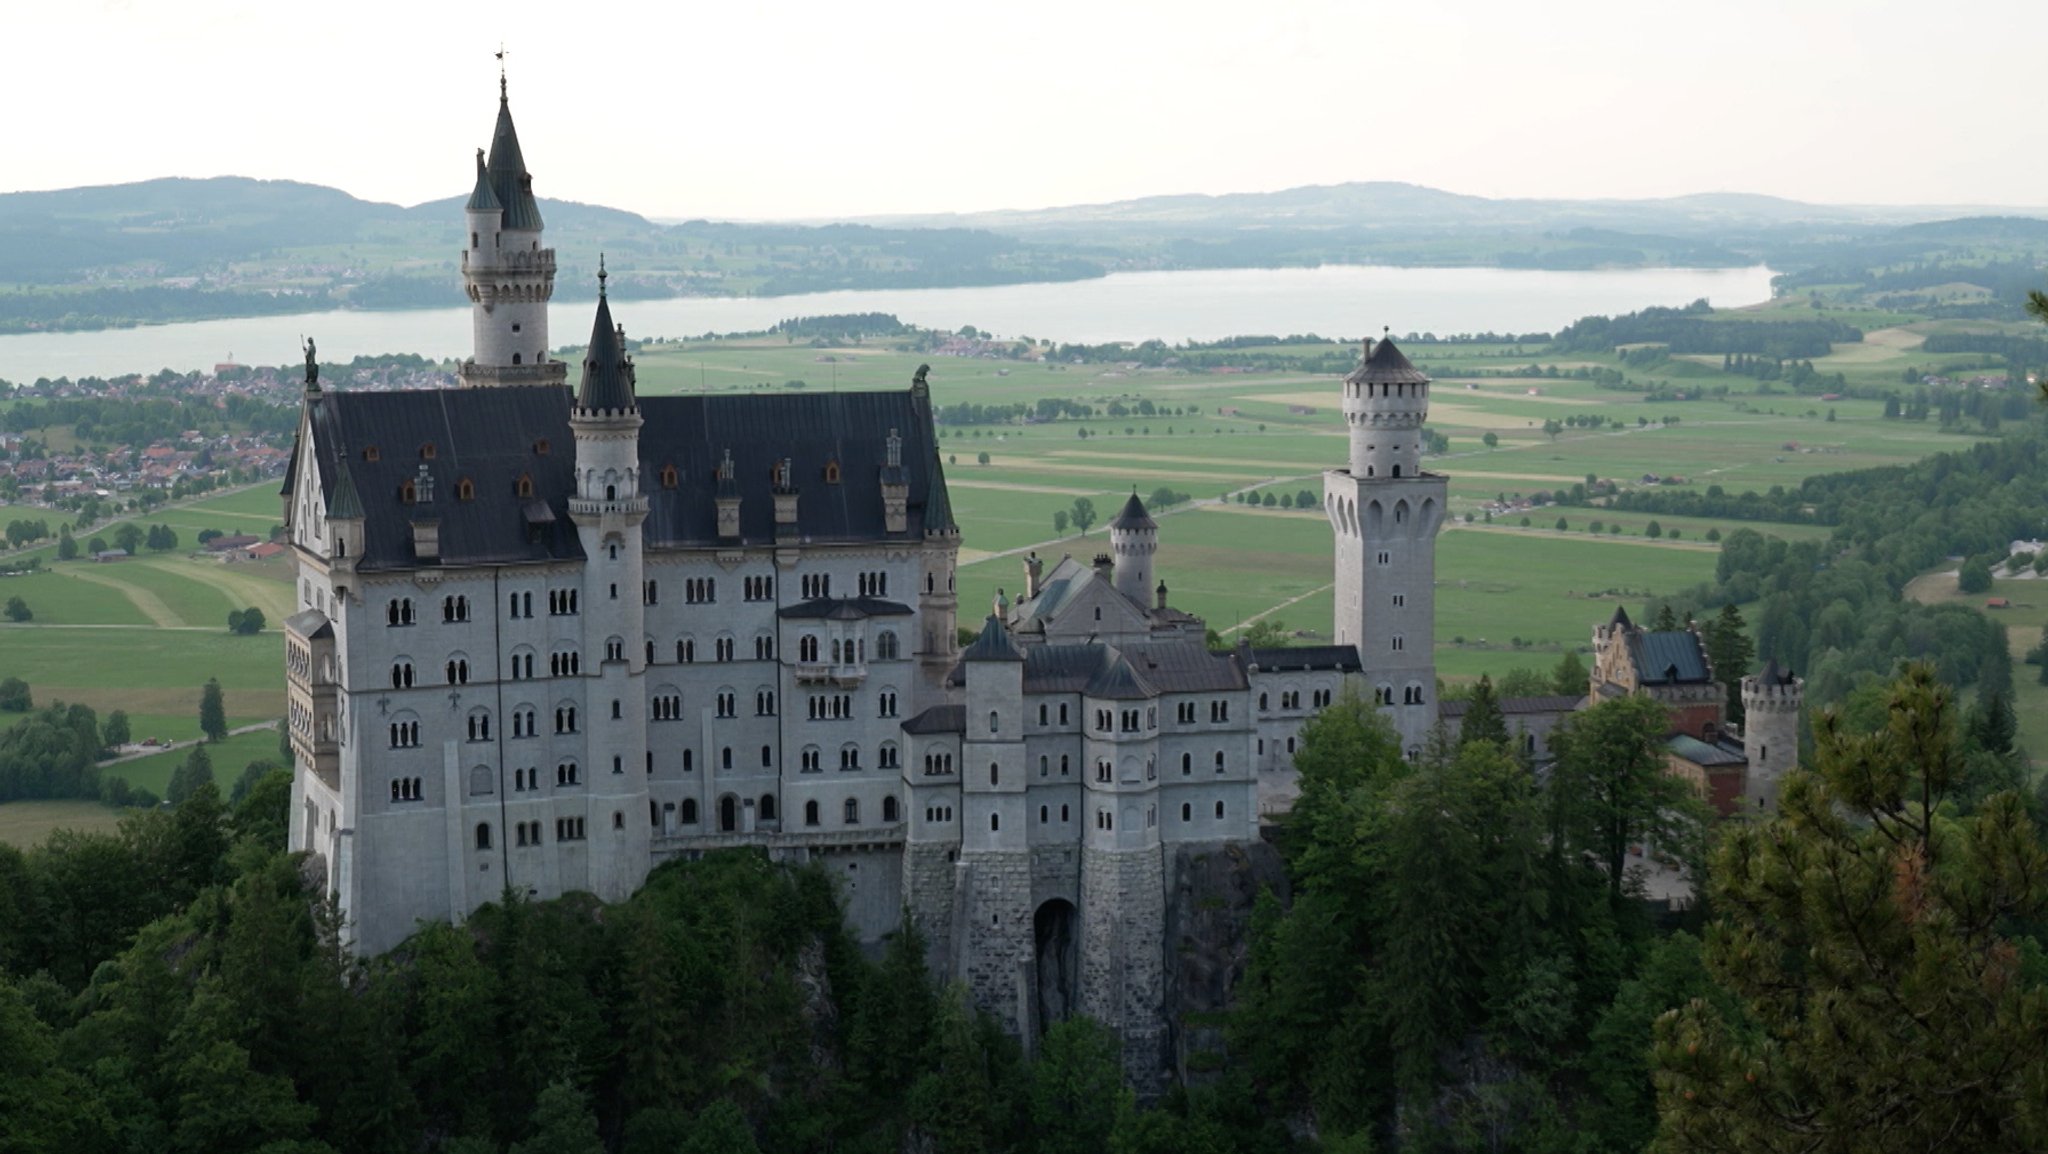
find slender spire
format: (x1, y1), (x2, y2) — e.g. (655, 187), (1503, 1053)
(598, 253), (608, 298)
(576, 279), (637, 413)
(495, 44), (509, 102)
(485, 66), (543, 231)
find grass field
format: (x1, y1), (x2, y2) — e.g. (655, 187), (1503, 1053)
(0, 799), (128, 849)
(0, 317), (2013, 778)
(1905, 569), (2048, 761)
(103, 728), (285, 797)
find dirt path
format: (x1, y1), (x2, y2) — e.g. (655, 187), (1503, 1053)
(61, 566), (186, 628)
(1219, 583), (1335, 638)
(97, 719), (280, 768)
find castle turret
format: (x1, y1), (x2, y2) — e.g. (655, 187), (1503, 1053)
(1324, 336), (1446, 757)
(568, 271), (650, 902)
(956, 616), (1032, 1039)
(1740, 660), (1803, 814)
(459, 76), (565, 388)
(1109, 491), (1158, 607)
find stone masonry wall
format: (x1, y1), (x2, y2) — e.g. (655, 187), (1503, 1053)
(958, 850), (1033, 1038)
(1081, 843), (1168, 1094)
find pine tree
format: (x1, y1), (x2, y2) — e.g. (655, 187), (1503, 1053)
(1655, 663), (2048, 1151)
(1552, 649), (1589, 696)
(1703, 603), (1756, 728)
(199, 677), (227, 742)
(1459, 674), (1511, 748)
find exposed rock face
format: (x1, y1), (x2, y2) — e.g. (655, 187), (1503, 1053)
(1162, 838), (1290, 1084)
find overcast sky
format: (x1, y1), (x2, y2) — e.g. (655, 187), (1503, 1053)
(10, 0), (2042, 220)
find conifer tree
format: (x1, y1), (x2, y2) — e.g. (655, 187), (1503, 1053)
(1703, 603), (1756, 727)
(1552, 649), (1589, 696)
(199, 677), (227, 742)
(1459, 674), (1511, 748)
(1655, 663), (2048, 1151)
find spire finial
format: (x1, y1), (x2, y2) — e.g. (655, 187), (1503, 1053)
(597, 254), (607, 298)
(1383, 324), (1391, 338)
(495, 44), (509, 101)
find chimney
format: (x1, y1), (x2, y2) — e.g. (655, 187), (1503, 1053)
(1024, 550), (1044, 598)
(772, 457), (798, 541)
(1156, 579), (1168, 611)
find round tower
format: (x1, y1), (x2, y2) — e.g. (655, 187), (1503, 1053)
(1344, 334), (1432, 479)
(1740, 660), (1803, 814)
(1108, 491), (1157, 606)
(459, 76), (564, 387)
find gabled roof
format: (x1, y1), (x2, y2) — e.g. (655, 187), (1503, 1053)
(575, 291), (637, 414)
(486, 92), (544, 231)
(1346, 336), (1431, 387)
(961, 615), (1025, 663)
(297, 385), (583, 571)
(1667, 733), (1747, 768)
(1608, 604), (1633, 629)
(1632, 630), (1711, 685)
(1085, 653), (1157, 700)
(1110, 491), (1156, 531)
(637, 390), (951, 546)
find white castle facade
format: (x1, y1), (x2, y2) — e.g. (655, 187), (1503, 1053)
(282, 82), (1795, 1082)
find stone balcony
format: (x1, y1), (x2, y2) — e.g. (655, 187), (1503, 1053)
(794, 661), (867, 687)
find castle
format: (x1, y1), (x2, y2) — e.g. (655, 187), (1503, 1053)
(282, 80), (1799, 1085)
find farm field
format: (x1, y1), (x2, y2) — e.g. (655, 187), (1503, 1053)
(0, 485), (293, 741)
(1905, 569), (2048, 760)
(0, 798), (127, 849)
(102, 727), (285, 797)
(0, 313), (2013, 775)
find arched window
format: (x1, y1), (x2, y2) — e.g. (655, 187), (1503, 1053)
(468, 765), (494, 796)
(660, 463), (679, 489)
(989, 812), (1000, 832)
(516, 473), (534, 498)
(1181, 802), (1192, 821)
(990, 762), (1000, 786)
(804, 800), (820, 827)
(882, 795), (899, 823)
(875, 631), (900, 660)
(475, 823), (492, 850)
(457, 477), (475, 502)
(681, 799), (699, 824)
(844, 798), (860, 825)
(760, 794), (778, 821)
(719, 795), (738, 832)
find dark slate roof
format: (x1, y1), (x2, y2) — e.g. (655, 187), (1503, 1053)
(1018, 645), (1106, 693)
(1633, 630), (1711, 685)
(777, 596), (914, 620)
(962, 615), (1025, 663)
(1346, 337), (1431, 386)
(1608, 604), (1633, 629)
(1121, 641), (1247, 693)
(901, 704), (965, 735)
(1439, 694), (1585, 719)
(300, 385), (583, 571)
(1086, 654), (1157, 700)
(637, 389), (953, 547)
(1247, 644), (1362, 673)
(1667, 733), (1748, 768)
(1111, 491), (1156, 531)
(327, 459), (365, 519)
(464, 149), (502, 212)
(576, 293), (637, 413)
(1755, 659), (1797, 686)
(486, 94), (544, 231)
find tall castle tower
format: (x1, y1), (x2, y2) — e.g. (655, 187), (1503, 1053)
(459, 75), (566, 388)
(1739, 661), (1803, 814)
(1109, 492), (1158, 606)
(568, 268), (652, 899)
(1324, 336), (1446, 756)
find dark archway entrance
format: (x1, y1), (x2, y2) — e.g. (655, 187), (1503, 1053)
(719, 794), (738, 832)
(1034, 899), (1079, 1037)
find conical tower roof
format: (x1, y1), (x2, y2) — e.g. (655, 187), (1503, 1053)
(464, 149), (502, 213)
(1111, 490), (1156, 531)
(486, 89), (545, 231)
(576, 276), (637, 413)
(1345, 336), (1431, 386)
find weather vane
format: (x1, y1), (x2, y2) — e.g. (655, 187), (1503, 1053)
(496, 44), (509, 99)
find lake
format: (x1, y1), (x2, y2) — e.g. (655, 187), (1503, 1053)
(0, 264), (1775, 381)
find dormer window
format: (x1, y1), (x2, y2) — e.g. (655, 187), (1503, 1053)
(363, 446), (380, 462)
(515, 473), (535, 498)
(420, 442), (437, 461)
(824, 460), (841, 484)
(401, 480), (417, 504)
(534, 439), (550, 456)
(457, 477), (475, 502)
(660, 464), (679, 489)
